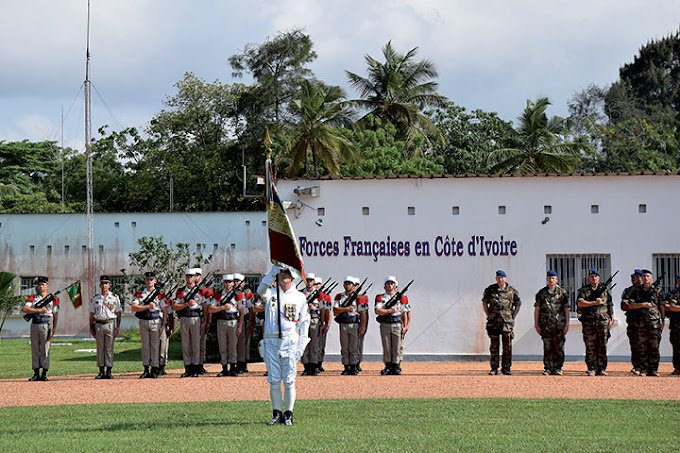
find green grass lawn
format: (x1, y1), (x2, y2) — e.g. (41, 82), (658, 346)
(0, 398), (678, 452)
(0, 332), (186, 378)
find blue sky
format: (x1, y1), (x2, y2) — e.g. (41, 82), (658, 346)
(2, 0), (678, 150)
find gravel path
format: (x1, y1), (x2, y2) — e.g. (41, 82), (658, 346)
(2, 361), (679, 407)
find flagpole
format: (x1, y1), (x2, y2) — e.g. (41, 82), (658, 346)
(264, 129), (282, 339)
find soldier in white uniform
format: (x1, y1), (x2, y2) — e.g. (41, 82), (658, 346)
(209, 274), (243, 377)
(88, 275), (122, 379)
(131, 271), (164, 378)
(172, 268), (204, 377)
(257, 266), (310, 426)
(374, 275), (412, 375)
(333, 276), (362, 375)
(23, 276), (59, 381)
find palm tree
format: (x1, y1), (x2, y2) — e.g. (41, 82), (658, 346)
(286, 80), (358, 177)
(489, 97), (586, 173)
(0, 272), (21, 335)
(346, 41), (448, 155)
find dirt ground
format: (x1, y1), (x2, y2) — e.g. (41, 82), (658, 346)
(2, 361), (680, 407)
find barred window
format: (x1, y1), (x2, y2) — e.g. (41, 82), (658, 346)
(20, 276), (36, 296)
(546, 254), (612, 316)
(109, 275), (136, 314)
(653, 254), (680, 295)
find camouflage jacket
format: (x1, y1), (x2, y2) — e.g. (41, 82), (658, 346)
(576, 284), (612, 323)
(483, 284), (521, 325)
(666, 287), (680, 321)
(627, 285), (663, 321)
(534, 285), (569, 332)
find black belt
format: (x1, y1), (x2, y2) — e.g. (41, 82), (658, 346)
(217, 314), (239, 321)
(179, 312), (202, 318)
(32, 320), (50, 325)
(95, 319), (115, 324)
(377, 316), (402, 324)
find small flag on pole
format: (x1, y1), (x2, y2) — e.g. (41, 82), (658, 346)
(65, 280), (83, 309)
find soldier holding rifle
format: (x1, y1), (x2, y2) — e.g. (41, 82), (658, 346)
(577, 269), (615, 376)
(623, 269), (664, 376)
(172, 268), (204, 377)
(301, 273), (321, 375)
(23, 276), (59, 381)
(318, 276), (333, 373)
(375, 276), (412, 376)
(333, 276), (364, 375)
(131, 271), (165, 378)
(209, 274), (243, 377)
(664, 273), (680, 375)
(234, 272), (255, 374)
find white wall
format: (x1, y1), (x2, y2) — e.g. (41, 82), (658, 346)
(0, 212), (268, 335)
(278, 175), (680, 359)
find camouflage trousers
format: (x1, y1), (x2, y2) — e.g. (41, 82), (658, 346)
(489, 332), (512, 372)
(581, 322), (609, 372)
(669, 319), (680, 370)
(626, 317), (641, 370)
(540, 331), (565, 372)
(627, 316), (660, 373)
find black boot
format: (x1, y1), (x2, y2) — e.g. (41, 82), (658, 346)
(95, 366), (105, 379)
(242, 362), (249, 373)
(29, 369), (40, 382)
(149, 366), (159, 378)
(318, 362), (325, 373)
(347, 364), (358, 375)
(301, 363), (310, 375)
(267, 410), (283, 426)
(217, 365), (228, 377)
(310, 363), (320, 376)
(198, 364), (207, 375)
(140, 366), (150, 379)
(236, 362), (244, 374)
(341, 364), (350, 375)
(381, 363), (391, 375)
(229, 363), (238, 376)
(283, 410), (294, 426)
(40, 369), (49, 381)
(105, 367), (113, 379)
(180, 366), (191, 378)
(391, 362), (402, 375)
(158, 365), (166, 376)
(356, 363), (362, 373)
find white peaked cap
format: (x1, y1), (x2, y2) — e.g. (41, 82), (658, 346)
(185, 268), (194, 275)
(233, 273), (245, 281)
(314, 277), (323, 284)
(278, 267), (299, 280)
(352, 277), (361, 285)
(306, 273), (316, 280)
(344, 275), (354, 283)
(384, 275), (398, 285)
(223, 274), (234, 281)
(194, 268), (203, 275)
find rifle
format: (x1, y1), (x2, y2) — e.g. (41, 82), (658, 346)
(133, 282), (166, 320)
(23, 290), (62, 322)
(324, 282), (339, 296)
(383, 280), (414, 309)
(585, 270), (619, 302)
(339, 277), (368, 308)
(305, 279), (336, 303)
(653, 273), (665, 289)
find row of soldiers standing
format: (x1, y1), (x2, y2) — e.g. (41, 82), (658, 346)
(483, 268), (680, 376)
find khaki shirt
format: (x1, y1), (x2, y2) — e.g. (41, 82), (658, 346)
(89, 292), (122, 321)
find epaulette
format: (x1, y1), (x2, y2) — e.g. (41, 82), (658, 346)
(27, 295), (35, 302)
(375, 295), (384, 303)
(334, 293), (342, 301)
(400, 295), (409, 304)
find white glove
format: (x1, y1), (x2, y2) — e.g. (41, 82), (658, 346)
(260, 265), (282, 287)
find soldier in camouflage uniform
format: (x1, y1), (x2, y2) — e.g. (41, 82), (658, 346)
(482, 270), (521, 375)
(623, 269), (664, 376)
(534, 270), (570, 375)
(621, 269), (643, 375)
(576, 269), (613, 376)
(663, 274), (680, 375)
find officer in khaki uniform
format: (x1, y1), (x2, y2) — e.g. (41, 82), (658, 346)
(375, 275), (411, 376)
(664, 274), (680, 375)
(172, 268), (204, 377)
(482, 269), (521, 375)
(301, 273), (322, 375)
(534, 270), (569, 375)
(333, 276), (361, 375)
(23, 276), (59, 381)
(234, 272), (254, 374)
(209, 274), (243, 377)
(577, 269), (613, 376)
(89, 275), (122, 379)
(131, 271), (164, 378)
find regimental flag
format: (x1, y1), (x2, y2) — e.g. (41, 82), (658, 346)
(265, 131), (305, 278)
(65, 280), (83, 309)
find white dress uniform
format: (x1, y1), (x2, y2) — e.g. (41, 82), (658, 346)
(257, 266), (310, 421)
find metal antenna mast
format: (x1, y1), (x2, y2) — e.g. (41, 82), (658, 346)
(84, 0), (95, 299)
